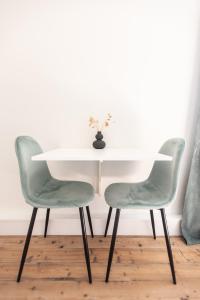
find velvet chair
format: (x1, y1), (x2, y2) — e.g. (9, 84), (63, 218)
(15, 136), (94, 283)
(104, 138), (185, 284)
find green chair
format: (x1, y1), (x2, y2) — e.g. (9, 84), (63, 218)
(15, 136), (95, 283)
(104, 138), (185, 284)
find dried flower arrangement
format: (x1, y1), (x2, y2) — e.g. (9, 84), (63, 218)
(89, 113), (112, 131)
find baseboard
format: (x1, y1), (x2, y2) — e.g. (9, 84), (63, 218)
(0, 210), (182, 235)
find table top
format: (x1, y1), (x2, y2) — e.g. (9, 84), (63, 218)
(32, 148), (172, 162)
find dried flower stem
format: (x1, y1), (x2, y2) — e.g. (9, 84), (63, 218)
(89, 113), (112, 131)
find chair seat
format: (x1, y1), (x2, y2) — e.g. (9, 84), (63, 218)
(105, 180), (170, 209)
(29, 178), (95, 208)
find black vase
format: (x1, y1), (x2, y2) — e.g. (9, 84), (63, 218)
(93, 131), (106, 149)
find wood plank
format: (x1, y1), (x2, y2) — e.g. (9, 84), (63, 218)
(0, 281), (199, 300)
(0, 236), (185, 249)
(0, 248), (190, 264)
(0, 236), (199, 299)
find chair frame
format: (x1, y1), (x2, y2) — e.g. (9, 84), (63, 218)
(104, 208), (156, 239)
(43, 206), (94, 239)
(17, 206), (93, 283)
(104, 207), (176, 284)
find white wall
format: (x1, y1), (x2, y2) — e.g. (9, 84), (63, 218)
(0, 0), (200, 235)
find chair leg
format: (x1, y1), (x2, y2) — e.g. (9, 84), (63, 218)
(44, 208), (50, 238)
(86, 206), (94, 238)
(104, 207), (113, 237)
(160, 208), (176, 284)
(79, 207), (92, 284)
(17, 207), (38, 282)
(150, 210), (156, 239)
(105, 209), (120, 282)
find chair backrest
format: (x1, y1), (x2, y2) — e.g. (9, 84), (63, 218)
(148, 138), (185, 203)
(15, 136), (51, 203)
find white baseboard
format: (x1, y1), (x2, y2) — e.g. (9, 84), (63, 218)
(0, 210), (182, 236)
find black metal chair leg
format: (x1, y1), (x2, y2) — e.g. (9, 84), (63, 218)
(160, 208), (176, 284)
(44, 208), (50, 238)
(104, 207), (113, 237)
(86, 206), (94, 238)
(150, 210), (156, 239)
(79, 207), (92, 284)
(17, 207), (38, 282)
(105, 209), (120, 282)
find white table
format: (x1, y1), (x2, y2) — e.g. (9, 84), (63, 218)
(32, 148), (172, 194)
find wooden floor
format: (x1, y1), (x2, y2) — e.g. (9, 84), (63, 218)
(0, 235), (200, 299)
